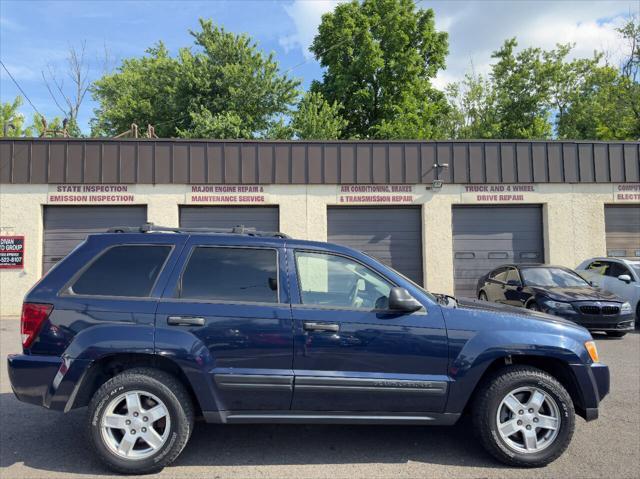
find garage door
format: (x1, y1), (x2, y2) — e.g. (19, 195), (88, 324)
(43, 206), (147, 273)
(452, 206), (544, 298)
(179, 206), (279, 232)
(327, 207), (423, 285)
(605, 205), (640, 258)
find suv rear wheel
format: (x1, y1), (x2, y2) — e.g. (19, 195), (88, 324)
(472, 365), (575, 467)
(87, 368), (194, 474)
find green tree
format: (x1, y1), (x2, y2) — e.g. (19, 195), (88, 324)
(445, 72), (499, 139)
(91, 19), (300, 138)
(310, 0), (449, 139)
(290, 92), (347, 139)
(1, 96), (33, 137)
(558, 18), (639, 140)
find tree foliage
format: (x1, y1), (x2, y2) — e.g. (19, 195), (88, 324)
(91, 19), (300, 138)
(1, 97), (33, 137)
(290, 92), (347, 139)
(310, 0), (449, 139)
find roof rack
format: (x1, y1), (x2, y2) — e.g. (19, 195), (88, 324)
(107, 222), (290, 238)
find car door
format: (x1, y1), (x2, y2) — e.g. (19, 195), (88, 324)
(503, 267), (528, 306)
(155, 236), (293, 412)
(288, 248), (449, 413)
(602, 261), (635, 301)
(486, 267), (509, 303)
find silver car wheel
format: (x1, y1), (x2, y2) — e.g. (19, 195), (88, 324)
(496, 386), (560, 454)
(100, 390), (171, 460)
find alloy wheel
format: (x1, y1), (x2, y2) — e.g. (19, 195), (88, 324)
(100, 390), (171, 460)
(496, 386), (560, 454)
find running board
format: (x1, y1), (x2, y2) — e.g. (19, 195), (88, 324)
(203, 410), (461, 426)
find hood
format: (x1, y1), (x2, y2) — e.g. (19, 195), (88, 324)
(530, 286), (622, 302)
(454, 296), (584, 330)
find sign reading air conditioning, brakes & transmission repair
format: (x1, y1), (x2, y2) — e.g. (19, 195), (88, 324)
(0, 236), (24, 269)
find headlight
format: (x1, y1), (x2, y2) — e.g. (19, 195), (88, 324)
(621, 302), (632, 314)
(585, 341), (599, 363)
(544, 299), (573, 311)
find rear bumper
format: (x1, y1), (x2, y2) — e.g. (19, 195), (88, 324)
(7, 354), (90, 411)
(570, 362), (610, 421)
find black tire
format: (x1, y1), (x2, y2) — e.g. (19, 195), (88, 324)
(606, 331), (627, 338)
(479, 291), (488, 301)
(472, 365), (575, 468)
(87, 368), (195, 474)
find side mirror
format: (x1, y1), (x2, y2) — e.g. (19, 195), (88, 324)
(618, 274), (632, 283)
(388, 287), (422, 312)
(506, 279), (521, 287)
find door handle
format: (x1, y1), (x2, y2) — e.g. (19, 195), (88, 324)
(303, 321), (340, 332)
(167, 316), (205, 326)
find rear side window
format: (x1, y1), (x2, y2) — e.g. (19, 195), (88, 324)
(72, 245), (171, 297)
(180, 247), (278, 303)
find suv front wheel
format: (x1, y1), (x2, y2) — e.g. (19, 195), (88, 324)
(472, 365), (575, 467)
(87, 368), (194, 474)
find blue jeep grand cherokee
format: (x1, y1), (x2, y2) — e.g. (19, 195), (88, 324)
(8, 224), (609, 474)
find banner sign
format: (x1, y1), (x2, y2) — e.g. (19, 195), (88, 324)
(48, 185), (136, 204)
(461, 184), (536, 203)
(337, 185), (416, 204)
(0, 236), (24, 269)
(186, 185), (270, 204)
(613, 184), (640, 202)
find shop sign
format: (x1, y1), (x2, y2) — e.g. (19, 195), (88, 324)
(48, 185), (136, 204)
(337, 185), (416, 204)
(0, 236), (24, 269)
(186, 185), (270, 204)
(461, 184), (536, 203)
(613, 183), (640, 202)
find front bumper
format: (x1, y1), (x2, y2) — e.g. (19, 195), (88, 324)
(7, 354), (90, 411)
(541, 303), (635, 332)
(570, 362), (610, 421)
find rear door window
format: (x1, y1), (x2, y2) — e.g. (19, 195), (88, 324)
(505, 268), (521, 284)
(179, 247), (278, 303)
(490, 268), (508, 282)
(72, 245), (171, 297)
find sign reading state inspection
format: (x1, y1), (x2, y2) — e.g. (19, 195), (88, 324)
(462, 184), (536, 203)
(338, 185), (416, 204)
(187, 185), (270, 204)
(48, 185), (136, 204)
(0, 236), (24, 269)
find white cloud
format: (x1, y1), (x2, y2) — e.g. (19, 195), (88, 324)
(282, 0), (638, 84)
(280, 0), (346, 58)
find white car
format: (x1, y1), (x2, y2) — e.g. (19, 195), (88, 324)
(576, 257), (640, 321)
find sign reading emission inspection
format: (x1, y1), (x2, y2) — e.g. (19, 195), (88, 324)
(613, 183), (640, 202)
(337, 185), (416, 204)
(461, 184), (537, 203)
(186, 185), (271, 204)
(48, 185), (137, 204)
(0, 236), (24, 269)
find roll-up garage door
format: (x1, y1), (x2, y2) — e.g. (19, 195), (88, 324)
(43, 206), (147, 273)
(327, 207), (423, 285)
(452, 206), (544, 298)
(605, 205), (640, 258)
(179, 206), (279, 232)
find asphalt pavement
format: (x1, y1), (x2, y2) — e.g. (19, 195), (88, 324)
(1, 317), (638, 479)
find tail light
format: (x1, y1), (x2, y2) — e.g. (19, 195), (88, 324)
(21, 303), (53, 348)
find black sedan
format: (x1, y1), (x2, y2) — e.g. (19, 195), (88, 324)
(476, 264), (635, 337)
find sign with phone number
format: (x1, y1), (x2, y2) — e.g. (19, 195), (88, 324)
(0, 236), (24, 269)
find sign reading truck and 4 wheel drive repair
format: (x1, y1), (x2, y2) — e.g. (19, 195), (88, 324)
(0, 236), (24, 269)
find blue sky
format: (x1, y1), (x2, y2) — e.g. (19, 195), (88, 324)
(1, 0), (637, 134)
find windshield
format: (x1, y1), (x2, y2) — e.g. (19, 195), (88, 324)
(521, 267), (590, 288)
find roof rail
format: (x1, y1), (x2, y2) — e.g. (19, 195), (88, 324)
(107, 222), (290, 238)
